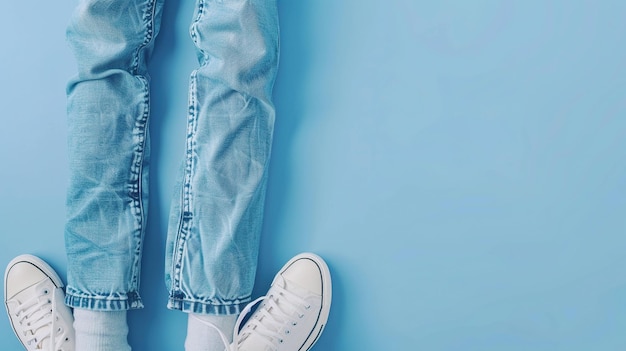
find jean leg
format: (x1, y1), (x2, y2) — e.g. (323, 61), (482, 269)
(165, 0), (279, 315)
(65, 0), (164, 311)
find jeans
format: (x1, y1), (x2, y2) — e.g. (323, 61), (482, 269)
(64, 0), (279, 315)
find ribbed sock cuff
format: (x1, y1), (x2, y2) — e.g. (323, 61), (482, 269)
(73, 308), (131, 351)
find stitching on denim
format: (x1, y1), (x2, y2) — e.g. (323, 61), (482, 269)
(190, 0), (208, 66)
(134, 1), (157, 284)
(171, 0), (206, 294)
(170, 71), (198, 293)
(130, 0), (158, 75)
(167, 295), (252, 315)
(128, 0), (161, 294)
(64, 287), (144, 311)
(128, 75), (150, 292)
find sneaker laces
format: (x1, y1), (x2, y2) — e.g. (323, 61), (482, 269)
(191, 276), (311, 351)
(12, 285), (67, 351)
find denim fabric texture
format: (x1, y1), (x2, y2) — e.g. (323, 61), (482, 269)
(64, 0), (279, 315)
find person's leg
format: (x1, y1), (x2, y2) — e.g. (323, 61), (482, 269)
(163, 0), (279, 349)
(65, 0), (164, 349)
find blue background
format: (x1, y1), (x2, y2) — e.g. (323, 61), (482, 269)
(1, 1), (625, 350)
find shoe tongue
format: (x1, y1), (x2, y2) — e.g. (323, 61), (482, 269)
(38, 336), (54, 350)
(236, 279), (309, 351)
(272, 277), (321, 325)
(12, 281), (57, 349)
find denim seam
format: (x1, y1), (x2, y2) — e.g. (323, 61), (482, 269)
(128, 0), (159, 298)
(170, 73), (197, 293)
(65, 288), (144, 311)
(170, 0), (206, 294)
(131, 0), (158, 76)
(190, 0), (208, 66)
(167, 295), (252, 315)
(128, 77), (150, 295)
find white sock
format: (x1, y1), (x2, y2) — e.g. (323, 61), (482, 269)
(185, 313), (238, 351)
(73, 308), (131, 351)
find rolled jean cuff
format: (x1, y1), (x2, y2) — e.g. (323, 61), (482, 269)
(64, 287), (144, 311)
(167, 296), (251, 315)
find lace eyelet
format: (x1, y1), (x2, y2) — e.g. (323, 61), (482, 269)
(285, 330), (290, 334)
(305, 305), (311, 310)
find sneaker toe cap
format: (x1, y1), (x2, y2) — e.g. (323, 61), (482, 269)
(281, 255), (326, 296)
(5, 260), (50, 299)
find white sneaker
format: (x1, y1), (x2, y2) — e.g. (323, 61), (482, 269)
(233, 252), (332, 351)
(4, 254), (75, 351)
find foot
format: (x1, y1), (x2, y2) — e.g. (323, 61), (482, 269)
(4, 254), (75, 350)
(233, 252), (332, 351)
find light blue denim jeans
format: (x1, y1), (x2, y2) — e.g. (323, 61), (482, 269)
(64, 0), (279, 315)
